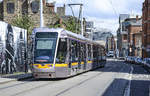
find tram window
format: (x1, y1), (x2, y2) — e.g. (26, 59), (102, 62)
(56, 39), (67, 63)
(71, 40), (78, 62)
(36, 40), (53, 49)
(93, 45), (98, 60)
(34, 38), (57, 63)
(80, 44), (84, 61)
(88, 44), (91, 60)
(36, 32), (58, 38)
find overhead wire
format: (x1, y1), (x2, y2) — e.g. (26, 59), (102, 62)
(107, 0), (119, 18)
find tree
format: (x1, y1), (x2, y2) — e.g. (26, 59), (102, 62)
(49, 16), (81, 34)
(63, 17), (81, 34)
(12, 15), (34, 35)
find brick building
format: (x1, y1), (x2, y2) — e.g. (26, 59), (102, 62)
(117, 14), (142, 57)
(142, 0), (150, 58)
(0, 0), (63, 28)
(125, 17), (142, 57)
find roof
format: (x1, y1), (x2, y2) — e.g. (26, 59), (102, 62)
(32, 27), (105, 47)
(123, 18), (142, 27)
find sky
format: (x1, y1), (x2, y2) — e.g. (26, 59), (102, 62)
(0, 0), (144, 35)
(54, 0), (144, 35)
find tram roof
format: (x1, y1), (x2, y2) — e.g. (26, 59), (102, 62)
(32, 27), (105, 47)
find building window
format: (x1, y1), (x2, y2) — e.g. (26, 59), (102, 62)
(31, 1), (39, 13)
(123, 35), (127, 40)
(7, 3), (15, 14)
(22, 1), (28, 15)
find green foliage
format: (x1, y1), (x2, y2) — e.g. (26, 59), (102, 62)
(64, 17), (80, 33)
(49, 23), (62, 28)
(12, 15), (34, 35)
(49, 16), (80, 34)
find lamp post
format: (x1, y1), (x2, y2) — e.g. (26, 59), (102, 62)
(40, 0), (44, 27)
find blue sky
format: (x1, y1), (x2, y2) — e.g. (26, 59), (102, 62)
(54, 0), (144, 35)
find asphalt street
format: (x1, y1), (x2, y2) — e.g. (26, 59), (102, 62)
(0, 58), (149, 96)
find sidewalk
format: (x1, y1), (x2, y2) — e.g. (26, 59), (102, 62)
(0, 72), (33, 84)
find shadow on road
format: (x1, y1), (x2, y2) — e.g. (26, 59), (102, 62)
(102, 78), (150, 96)
(92, 59), (150, 75)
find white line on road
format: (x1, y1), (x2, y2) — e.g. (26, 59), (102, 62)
(149, 85), (150, 96)
(124, 66), (134, 96)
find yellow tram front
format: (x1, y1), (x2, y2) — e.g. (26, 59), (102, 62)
(31, 28), (106, 78)
(32, 28), (59, 78)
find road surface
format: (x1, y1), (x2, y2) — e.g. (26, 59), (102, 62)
(0, 58), (149, 96)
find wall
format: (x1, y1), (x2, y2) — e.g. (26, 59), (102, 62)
(0, 21), (27, 74)
(1, 0), (60, 28)
(127, 25), (142, 56)
(142, 0), (150, 58)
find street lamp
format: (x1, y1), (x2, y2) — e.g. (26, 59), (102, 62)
(40, 0), (44, 27)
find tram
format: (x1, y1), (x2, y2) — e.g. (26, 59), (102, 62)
(31, 27), (106, 78)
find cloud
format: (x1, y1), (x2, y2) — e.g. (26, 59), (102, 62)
(0, 0), (144, 35)
(55, 0), (144, 35)
(86, 16), (119, 35)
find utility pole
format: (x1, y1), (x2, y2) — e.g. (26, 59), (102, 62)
(40, 0), (44, 27)
(68, 3), (84, 35)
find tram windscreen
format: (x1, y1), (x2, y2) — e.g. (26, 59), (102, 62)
(34, 32), (58, 63)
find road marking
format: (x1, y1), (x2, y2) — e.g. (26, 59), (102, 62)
(149, 85), (150, 96)
(124, 66), (133, 96)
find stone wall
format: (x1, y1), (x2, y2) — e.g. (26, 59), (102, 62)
(2, 0), (27, 24)
(0, 2), (3, 20)
(57, 5), (65, 17)
(1, 0), (59, 28)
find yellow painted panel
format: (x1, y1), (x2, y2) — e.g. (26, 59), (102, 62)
(33, 64), (52, 69)
(81, 62), (84, 64)
(55, 64), (68, 67)
(72, 62), (78, 66)
(87, 61), (92, 64)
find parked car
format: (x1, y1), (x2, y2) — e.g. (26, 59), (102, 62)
(107, 51), (114, 57)
(143, 58), (150, 68)
(135, 57), (143, 65)
(130, 57), (136, 63)
(126, 56), (131, 62)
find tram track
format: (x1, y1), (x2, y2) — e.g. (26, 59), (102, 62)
(56, 63), (131, 96)
(0, 61), (129, 96)
(55, 66), (122, 96)
(0, 77), (36, 90)
(5, 67), (112, 96)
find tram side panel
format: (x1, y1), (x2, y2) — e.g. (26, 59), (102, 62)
(93, 45), (98, 69)
(87, 44), (93, 71)
(55, 38), (69, 78)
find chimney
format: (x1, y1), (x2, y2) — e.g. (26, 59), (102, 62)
(46, 3), (55, 12)
(43, 0), (46, 5)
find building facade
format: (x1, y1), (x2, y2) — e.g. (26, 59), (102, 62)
(125, 17), (142, 57)
(142, 0), (150, 58)
(0, 0), (63, 28)
(117, 14), (130, 57)
(85, 21), (94, 39)
(117, 14), (142, 57)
